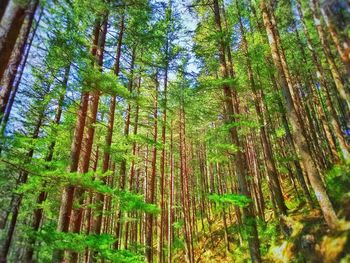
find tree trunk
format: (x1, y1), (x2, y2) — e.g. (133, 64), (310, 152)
(95, 13), (124, 237)
(0, 0), (38, 123)
(320, 6), (350, 74)
(168, 121), (174, 263)
(24, 65), (69, 262)
(295, 0), (350, 160)
(69, 15), (108, 263)
(158, 38), (169, 263)
(53, 17), (104, 262)
(213, 1), (261, 262)
(0, 110), (44, 262)
(0, 0), (28, 81)
(309, 0), (350, 114)
(261, 1), (339, 230)
(146, 74), (159, 262)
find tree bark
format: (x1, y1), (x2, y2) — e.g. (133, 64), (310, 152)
(213, 0), (261, 262)
(309, 0), (350, 114)
(145, 74), (159, 262)
(159, 37), (169, 263)
(261, 1), (339, 230)
(237, 0), (287, 216)
(320, 5), (350, 74)
(295, 0), (350, 160)
(53, 17), (104, 263)
(0, 0), (38, 121)
(0, 0), (28, 81)
(95, 13), (124, 237)
(0, 110), (44, 262)
(69, 15), (108, 263)
(167, 120), (174, 263)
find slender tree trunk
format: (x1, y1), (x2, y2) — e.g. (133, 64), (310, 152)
(0, 0), (38, 122)
(129, 76), (141, 190)
(213, 1), (261, 262)
(168, 121), (174, 263)
(146, 74), (159, 262)
(24, 65), (69, 262)
(95, 13), (124, 237)
(158, 39), (169, 263)
(295, 0), (350, 161)
(53, 17), (104, 262)
(0, 110), (44, 262)
(320, 6), (350, 74)
(261, 1), (339, 229)
(309, 0), (350, 113)
(0, 0), (29, 81)
(69, 15), (108, 263)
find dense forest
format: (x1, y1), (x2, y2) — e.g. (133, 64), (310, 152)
(0, 0), (350, 262)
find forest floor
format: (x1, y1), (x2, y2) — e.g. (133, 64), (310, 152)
(183, 164), (350, 263)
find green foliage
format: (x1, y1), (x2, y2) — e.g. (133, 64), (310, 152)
(119, 191), (160, 214)
(35, 225), (144, 262)
(325, 164), (350, 208)
(172, 236), (185, 251)
(173, 220), (184, 230)
(208, 193), (251, 208)
(257, 219), (280, 256)
(196, 77), (237, 91)
(82, 69), (130, 98)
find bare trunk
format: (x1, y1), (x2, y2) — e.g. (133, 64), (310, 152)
(145, 75), (159, 262)
(309, 0), (350, 114)
(53, 17), (104, 262)
(167, 121), (174, 263)
(261, 1), (339, 229)
(213, 1), (261, 261)
(158, 39), (169, 263)
(25, 65), (69, 262)
(0, 110), (43, 262)
(320, 6), (350, 74)
(0, 0), (28, 81)
(0, 0), (38, 122)
(295, 0), (350, 160)
(95, 13), (124, 237)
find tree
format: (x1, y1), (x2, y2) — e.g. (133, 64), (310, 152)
(0, 0), (31, 81)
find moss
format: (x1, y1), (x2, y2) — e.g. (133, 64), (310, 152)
(320, 233), (348, 263)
